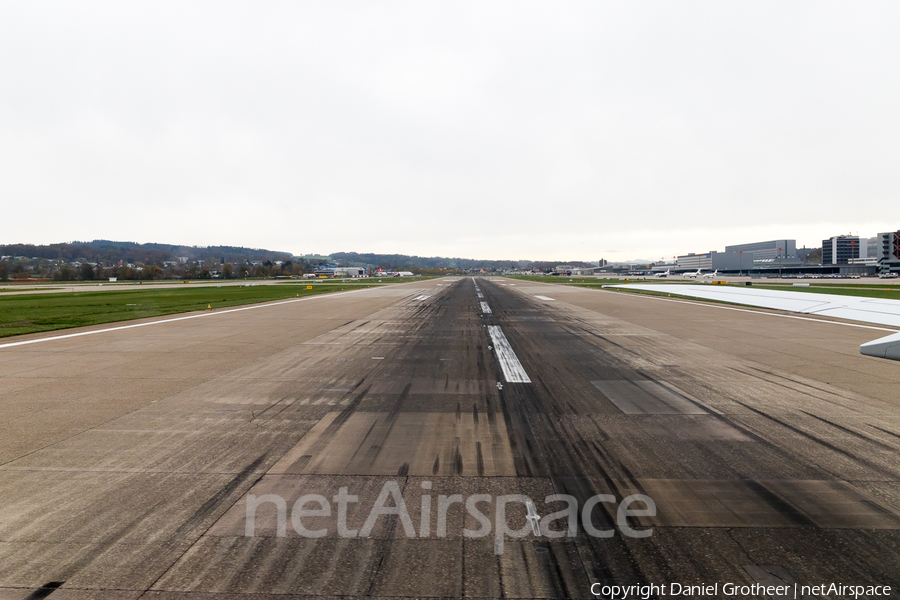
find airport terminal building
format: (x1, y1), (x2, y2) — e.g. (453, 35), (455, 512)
(674, 251), (749, 272)
(725, 239), (797, 261)
(313, 265), (367, 277)
(822, 235), (861, 265)
(878, 230), (900, 275)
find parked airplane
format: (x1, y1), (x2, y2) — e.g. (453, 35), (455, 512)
(683, 269), (703, 278)
(374, 268), (414, 277)
(655, 269), (670, 278)
(701, 269), (719, 278)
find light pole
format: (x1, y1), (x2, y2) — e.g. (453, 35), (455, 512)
(739, 250), (743, 277)
(778, 247), (783, 279)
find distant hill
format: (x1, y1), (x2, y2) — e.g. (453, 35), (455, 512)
(0, 240), (293, 265)
(1, 241), (595, 273)
(328, 252), (594, 271)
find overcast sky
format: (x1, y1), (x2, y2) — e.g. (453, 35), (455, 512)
(1, 2), (898, 262)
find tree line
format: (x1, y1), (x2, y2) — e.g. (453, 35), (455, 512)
(0, 240), (293, 265)
(0, 257), (319, 282)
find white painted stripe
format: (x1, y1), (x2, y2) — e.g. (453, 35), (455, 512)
(477, 293), (484, 299)
(0, 276), (467, 351)
(413, 295), (431, 301)
(480, 302), (492, 314)
(535, 295), (555, 301)
(487, 325), (531, 383)
(0, 284), (399, 350)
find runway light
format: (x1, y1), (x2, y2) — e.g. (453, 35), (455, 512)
(207, 305), (211, 310)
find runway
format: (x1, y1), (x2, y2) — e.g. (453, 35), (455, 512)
(1, 277), (899, 598)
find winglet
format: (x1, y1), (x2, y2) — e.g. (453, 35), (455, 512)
(860, 332), (900, 361)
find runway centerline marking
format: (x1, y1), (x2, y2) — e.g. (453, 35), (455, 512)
(487, 325), (531, 383)
(480, 302), (492, 314)
(534, 295), (555, 301)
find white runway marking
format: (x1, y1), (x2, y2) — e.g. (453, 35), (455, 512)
(535, 295), (555, 301)
(413, 295), (431, 301)
(0, 286), (383, 350)
(480, 302), (492, 314)
(372, 356), (385, 360)
(477, 293), (483, 298)
(487, 325), (531, 383)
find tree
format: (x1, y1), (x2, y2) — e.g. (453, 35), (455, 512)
(223, 263), (233, 279)
(80, 262), (95, 280)
(57, 265), (74, 281)
(0, 261), (7, 282)
(142, 266), (162, 280)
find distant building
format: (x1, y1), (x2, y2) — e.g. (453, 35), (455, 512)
(675, 251), (747, 272)
(863, 236), (879, 258)
(822, 235), (860, 265)
(315, 265), (366, 277)
(725, 240), (797, 261)
(876, 230), (900, 276)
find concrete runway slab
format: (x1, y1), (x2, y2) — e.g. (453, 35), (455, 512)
(0, 277), (898, 597)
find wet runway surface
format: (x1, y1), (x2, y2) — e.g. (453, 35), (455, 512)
(1, 277), (899, 598)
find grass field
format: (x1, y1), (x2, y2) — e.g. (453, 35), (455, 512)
(0, 283), (381, 339)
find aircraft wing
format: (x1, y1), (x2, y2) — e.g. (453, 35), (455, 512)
(603, 284), (900, 361)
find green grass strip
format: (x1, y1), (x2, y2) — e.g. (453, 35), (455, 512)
(0, 283), (382, 339)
